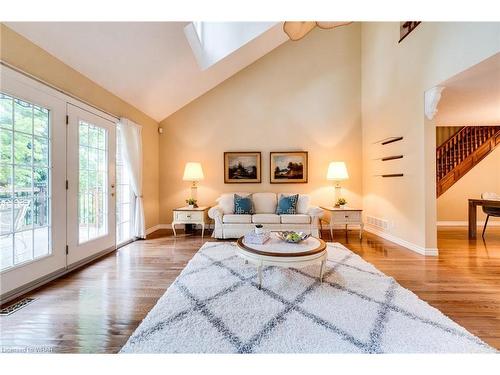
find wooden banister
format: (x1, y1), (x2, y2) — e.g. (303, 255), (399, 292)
(436, 126), (500, 197)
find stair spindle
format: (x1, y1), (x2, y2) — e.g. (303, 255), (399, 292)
(437, 126), (500, 197)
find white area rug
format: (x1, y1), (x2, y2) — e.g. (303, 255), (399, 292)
(121, 242), (496, 353)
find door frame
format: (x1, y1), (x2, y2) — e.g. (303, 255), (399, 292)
(66, 103), (117, 266)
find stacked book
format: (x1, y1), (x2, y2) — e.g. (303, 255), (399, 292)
(244, 231), (270, 245)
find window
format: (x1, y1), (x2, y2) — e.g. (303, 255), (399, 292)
(116, 125), (133, 245)
(0, 93), (51, 271)
(193, 21), (204, 44)
(78, 120), (108, 244)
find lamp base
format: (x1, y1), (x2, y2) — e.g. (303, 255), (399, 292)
(190, 184), (198, 201)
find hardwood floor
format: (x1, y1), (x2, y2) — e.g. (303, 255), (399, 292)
(1, 226), (499, 353)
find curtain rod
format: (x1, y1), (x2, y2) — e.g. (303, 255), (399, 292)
(0, 60), (120, 121)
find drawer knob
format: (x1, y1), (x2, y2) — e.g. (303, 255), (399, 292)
(345, 215), (349, 218)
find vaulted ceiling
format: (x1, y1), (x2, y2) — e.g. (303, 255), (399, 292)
(6, 22), (288, 121)
(436, 52), (500, 126)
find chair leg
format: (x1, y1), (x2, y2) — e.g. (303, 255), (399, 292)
(482, 215), (490, 238)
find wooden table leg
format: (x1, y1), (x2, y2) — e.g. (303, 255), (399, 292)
(468, 201), (477, 239)
(319, 260), (325, 283)
(257, 264), (263, 289)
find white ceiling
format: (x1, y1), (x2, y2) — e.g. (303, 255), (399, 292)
(6, 22), (288, 122)
(436, 52), (500, 126)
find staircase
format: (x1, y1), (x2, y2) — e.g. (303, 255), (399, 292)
(436, 126), (500, 197)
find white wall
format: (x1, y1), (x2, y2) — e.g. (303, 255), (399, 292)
(160, 25), (362, 225)
(361, 22), (500, 253)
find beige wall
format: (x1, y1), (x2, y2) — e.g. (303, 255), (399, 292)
(361, 22), (500, 251)
(437, 146), (500, 222)
(159, 25), (362, 224)
(0, 24), (160, 229)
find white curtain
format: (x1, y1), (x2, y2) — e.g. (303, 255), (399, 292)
(119, 118), (145, 239)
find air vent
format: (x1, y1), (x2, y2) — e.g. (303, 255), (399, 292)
(367, 215), (389, 230)
(0, 298), (35, 316)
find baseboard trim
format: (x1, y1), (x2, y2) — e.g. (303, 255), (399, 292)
(146, 223), (215, 236)
(0, 246), (116, 305)
(364, 224), (438, 256)
(145, 224), (167, 235)
(437, 220), (500, 227)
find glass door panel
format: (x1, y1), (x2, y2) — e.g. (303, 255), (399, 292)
(0, 94), (51, 270)
(78, 121), (108, 244)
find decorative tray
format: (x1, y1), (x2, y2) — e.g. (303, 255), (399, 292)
(276, 231), (310, 244)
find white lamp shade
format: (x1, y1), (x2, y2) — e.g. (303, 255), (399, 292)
(183, 162), (204, 181)
(327, 161), (349, 181)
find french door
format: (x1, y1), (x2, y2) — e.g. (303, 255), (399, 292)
(0, 71), (67, 295)
(1, 67), (118, 298)
(66, 104), (116, 265)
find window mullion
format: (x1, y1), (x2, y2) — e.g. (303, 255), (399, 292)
(31, 105), (35, 261)
(10, 97), (15, 266)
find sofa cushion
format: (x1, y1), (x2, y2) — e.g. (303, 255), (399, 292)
(252, 193), (277, 214)
(279, 193), (310, 214)
(252, 214), (281, 224)
(216, 192), (250, 214)
(280, 214), (311, 224)
(223, 214), (252, 224)
(276, 194), (299, 214)
(234, 194), (254, 214)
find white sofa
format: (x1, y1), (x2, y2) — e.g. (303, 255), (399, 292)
(208, 192), (323, 239)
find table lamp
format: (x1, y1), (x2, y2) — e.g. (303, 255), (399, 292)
(327, 161), (349, 205)
(183, 162), (204, 199)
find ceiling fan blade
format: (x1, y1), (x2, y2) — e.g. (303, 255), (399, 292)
(316, 21), (353, 29)
(283, 21), (316, 41)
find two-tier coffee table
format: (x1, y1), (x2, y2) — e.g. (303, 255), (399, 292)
(236, 233), (327, 289)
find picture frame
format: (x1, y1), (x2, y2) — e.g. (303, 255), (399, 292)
(399, 21), (421, 43)
(270, 151), (308, 184)
(224, 152), (262, 183)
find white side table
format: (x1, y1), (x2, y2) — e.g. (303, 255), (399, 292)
(172, 206), (210, 239)
(320, 206), (364, 240)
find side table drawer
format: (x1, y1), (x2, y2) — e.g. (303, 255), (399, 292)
(331, 211), (361, 223)
(175, 211), (203, 222)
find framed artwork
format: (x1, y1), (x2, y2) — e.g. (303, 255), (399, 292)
(399, 21), (421, 43)
(224, 152), (262, 183)
(270, 151), (308, 184)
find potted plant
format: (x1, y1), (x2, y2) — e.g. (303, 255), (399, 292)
(335, 197), (347, 209)
(185, 198), (198, 209)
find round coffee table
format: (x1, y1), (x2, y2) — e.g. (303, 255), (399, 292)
(236, 233), (327, 289)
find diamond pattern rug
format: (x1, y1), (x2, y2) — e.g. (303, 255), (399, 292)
(120, 242), (496, 353)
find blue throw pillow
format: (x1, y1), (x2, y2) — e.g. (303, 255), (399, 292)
(234, 194), (254, 214)
(276, 194), (299, 215)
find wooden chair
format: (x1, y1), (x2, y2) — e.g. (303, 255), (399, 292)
(481, 192), (500, 238)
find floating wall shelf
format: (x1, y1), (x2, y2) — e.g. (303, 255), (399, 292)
(381, 136), (404, 145)
(381, 155), (404, 161)
(379, 173), (404, 178)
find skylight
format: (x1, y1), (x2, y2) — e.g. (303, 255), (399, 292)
(185, 22), (278, 70)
